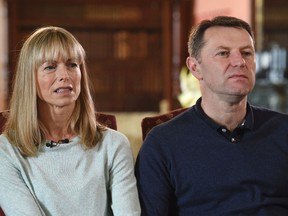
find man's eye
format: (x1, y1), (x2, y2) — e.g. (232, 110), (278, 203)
(242, 51), (253, 57)
(217, 51), (229, 57)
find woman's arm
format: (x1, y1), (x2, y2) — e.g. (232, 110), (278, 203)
(0, 147), (45, 216)
(108, 132), (141, 216)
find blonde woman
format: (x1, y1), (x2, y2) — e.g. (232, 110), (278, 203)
(0, 26), (140, 216)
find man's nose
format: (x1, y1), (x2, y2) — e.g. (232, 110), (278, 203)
(230, 52), (246, 67)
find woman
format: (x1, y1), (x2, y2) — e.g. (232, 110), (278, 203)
(0, 26), (140, 216)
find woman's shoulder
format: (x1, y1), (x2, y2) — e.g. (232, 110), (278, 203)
(101, 128), (131, 148)
(103, 127), (127, 137)
(97, 128), (134, 163)
(0, 134), (14, 151)
(0, 134), (22, 162)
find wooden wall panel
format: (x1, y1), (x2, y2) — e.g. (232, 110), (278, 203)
(263, 0), (288, 49)
(7, 0), (171, 112)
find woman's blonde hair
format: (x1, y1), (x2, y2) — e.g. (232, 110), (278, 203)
(4, 26), (105, 156)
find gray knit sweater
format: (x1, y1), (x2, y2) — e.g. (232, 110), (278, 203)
(0, 128), (141, 216)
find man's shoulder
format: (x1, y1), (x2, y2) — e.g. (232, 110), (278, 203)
(250, 105), (288, 128)
(146, 107), (200, 141)
(251, 105), (288, 118)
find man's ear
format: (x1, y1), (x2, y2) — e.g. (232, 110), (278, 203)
(186, 57), (203, 80)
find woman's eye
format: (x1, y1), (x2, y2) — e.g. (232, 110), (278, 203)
(68, 63), (79, 68)
(44, 65), (56, 71)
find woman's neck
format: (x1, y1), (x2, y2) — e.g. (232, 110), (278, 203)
(38, 105), (75, 141)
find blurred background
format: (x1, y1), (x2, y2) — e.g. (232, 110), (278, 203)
(0, 0), (287, 157)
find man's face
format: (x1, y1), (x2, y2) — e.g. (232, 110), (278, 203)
(188, 26), (256, 102)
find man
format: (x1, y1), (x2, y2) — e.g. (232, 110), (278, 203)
(135, 16), (288, 215)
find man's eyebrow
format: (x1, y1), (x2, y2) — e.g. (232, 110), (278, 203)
(240, 45), (255, 50)
(215, 45), (254, 50)
(215, 46), (229, 50)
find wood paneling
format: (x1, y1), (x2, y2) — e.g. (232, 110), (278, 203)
(7, 0), (172, 112)
(263, 0), (288, 49)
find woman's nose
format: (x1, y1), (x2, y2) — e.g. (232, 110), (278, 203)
(58, 65), (69, 81)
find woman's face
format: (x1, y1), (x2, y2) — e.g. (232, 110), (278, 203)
(36, 58), (81, 109)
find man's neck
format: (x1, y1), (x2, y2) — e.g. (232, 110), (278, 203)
(201, 97), (247, 131)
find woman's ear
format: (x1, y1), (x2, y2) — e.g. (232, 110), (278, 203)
(186, 57), (203, 80)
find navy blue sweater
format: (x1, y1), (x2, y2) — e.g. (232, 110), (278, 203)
(135, 98), (288, 216)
